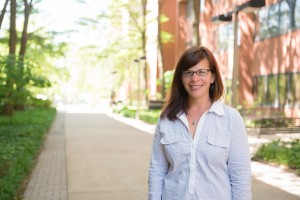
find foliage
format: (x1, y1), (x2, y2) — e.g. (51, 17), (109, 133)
(164, 69), (174, 92)
(288, 139), (300, 173)
(0, 0), (70, 114)
(113, 105), (160, 125)
(0, 108), (56, 200)
(0, 55), (52, 111)
(254, 139), (300, 175)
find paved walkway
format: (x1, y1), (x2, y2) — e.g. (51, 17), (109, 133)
(23, 108), (300, 200)
(23, 112), (67, 200)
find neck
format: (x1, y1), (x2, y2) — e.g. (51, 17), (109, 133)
(188, 97), (212, 111)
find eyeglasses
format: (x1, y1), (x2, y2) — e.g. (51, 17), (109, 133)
(182, 69), (211, 77)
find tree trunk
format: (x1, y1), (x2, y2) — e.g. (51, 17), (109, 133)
(0, 0), (9, 30)
(15, 0), (33, 111)
(193, 0), (201, 46)
(9, 0), (17, 55)
(19, 0), (33, 60)
(141, 0), (148, 104)
(3, 0), (17, 116)
(158, 0), (166, 99)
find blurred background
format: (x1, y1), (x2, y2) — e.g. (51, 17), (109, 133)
(0, 0), (299, 118)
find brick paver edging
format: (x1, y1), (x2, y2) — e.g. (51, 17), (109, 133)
(23, 112), (67, 200)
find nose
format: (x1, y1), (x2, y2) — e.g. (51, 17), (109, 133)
(191, 73), (200, 81)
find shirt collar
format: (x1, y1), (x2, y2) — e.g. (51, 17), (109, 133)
(208, 100), (225, 116)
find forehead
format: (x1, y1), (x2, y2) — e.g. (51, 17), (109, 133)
(188, 58), (209, 70)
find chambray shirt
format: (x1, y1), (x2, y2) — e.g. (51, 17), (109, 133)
(148, 101), (252, 200)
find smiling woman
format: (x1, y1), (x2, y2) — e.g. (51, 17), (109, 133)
(148, 46), (252, 200)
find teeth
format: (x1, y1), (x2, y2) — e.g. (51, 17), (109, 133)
(190, 85), (202, 89)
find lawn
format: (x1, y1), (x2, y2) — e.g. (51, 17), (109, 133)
(0, 108), (56, 200)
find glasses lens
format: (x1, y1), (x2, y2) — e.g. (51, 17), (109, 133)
(183, 69), (210, 77)
(183, 71), (193, 77)
(196, 69), (210, 76)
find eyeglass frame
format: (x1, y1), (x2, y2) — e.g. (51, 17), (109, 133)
(182, 69), (211, 77)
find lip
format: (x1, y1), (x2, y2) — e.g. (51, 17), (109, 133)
(189, 84), (204, 90)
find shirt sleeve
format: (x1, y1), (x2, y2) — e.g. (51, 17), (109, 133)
(148, 120), (169, 200)
(228, 110), (252, 200)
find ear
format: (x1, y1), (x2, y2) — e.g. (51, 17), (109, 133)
(211, 73), (215, 84)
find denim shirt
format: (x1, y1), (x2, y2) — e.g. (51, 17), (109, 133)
(148, 101), (252, 200)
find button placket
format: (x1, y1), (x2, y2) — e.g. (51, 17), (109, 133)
(189, 112), (208, 194)
(189, 141), (196, 193)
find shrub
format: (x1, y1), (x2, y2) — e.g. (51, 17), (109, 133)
(288, 139), (300, 174)
(255, 139), (289, 165)
(255, 139), (300, 175)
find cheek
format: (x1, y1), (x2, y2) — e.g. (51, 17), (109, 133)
(181, 79), (188, 88)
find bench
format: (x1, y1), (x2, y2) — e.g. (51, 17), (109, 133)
(250, 118), (300, 134)
(148, 100), (164, 110)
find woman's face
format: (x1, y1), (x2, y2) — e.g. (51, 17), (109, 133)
(181, 58), (215, 101)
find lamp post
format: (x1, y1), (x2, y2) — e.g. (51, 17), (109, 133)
(134, 56), (146, 120)
(211, 0), (265, 107)
(110, 71), (117, 106)
(231, 8), (239, 107)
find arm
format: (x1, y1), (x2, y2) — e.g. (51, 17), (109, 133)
(228, 111), (252, 200)
(148, 121), (169, 200)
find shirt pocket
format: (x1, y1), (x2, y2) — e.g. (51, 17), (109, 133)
(160, 134), (181, 164)
(206, 134), (231, 165)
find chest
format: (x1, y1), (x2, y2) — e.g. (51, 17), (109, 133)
(159, 119), (231, 165)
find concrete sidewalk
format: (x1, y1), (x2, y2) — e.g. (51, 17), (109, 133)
(23, 110), (300, 200)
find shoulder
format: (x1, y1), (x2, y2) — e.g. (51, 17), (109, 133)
(222, 103), (242, 119)
(212, 101), (245, 127)
(211, 101), (241, 117)
(158, 116), (178, 128)
(221, 103), (246, 134)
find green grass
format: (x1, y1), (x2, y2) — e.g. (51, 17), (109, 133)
(0, 108), (56, 200)
(113, 106), (161, 125)
(254, 139), (300, 175)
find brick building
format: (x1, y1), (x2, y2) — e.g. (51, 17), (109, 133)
(155, 0), (300, 118)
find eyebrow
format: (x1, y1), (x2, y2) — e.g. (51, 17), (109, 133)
(185, 68), (210, 71)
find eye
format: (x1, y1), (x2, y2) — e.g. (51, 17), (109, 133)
(196, 69), (210, 76)
(182, 71), (193, 77)
(199, 69), (206, 74)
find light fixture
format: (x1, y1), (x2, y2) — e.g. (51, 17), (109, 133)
(211, 13), (233, 24)
(237, 0), (265, 13)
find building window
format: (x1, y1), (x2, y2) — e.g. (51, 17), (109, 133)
(255, 0), (300, 41)
(253, 72), (300, 108)
(217, 23), (234, 51)
(200, 0), (206, 12)
(295, 0), (300, 27)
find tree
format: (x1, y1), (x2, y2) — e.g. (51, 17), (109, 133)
(1, 0), (69, 115)
(14, 0), (34, 110)
(2, 0), (17, 116)
(19, 0), (34, 61)
(0, 0), (9, 30)
(104, 0), (149, 105)
(157, 0), (165, 99)
(192, 0), (201, 46)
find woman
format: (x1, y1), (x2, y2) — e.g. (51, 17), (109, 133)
(148, 46), (252, 200)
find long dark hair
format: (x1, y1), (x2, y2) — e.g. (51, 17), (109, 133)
(160, 46), (224, 120)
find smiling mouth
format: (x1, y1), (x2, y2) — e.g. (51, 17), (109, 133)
(190, 85), (204, 90)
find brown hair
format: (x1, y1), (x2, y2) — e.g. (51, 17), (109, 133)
(160, 46), (224, 120)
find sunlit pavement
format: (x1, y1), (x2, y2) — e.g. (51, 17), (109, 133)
(23, 105), (300, 200)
